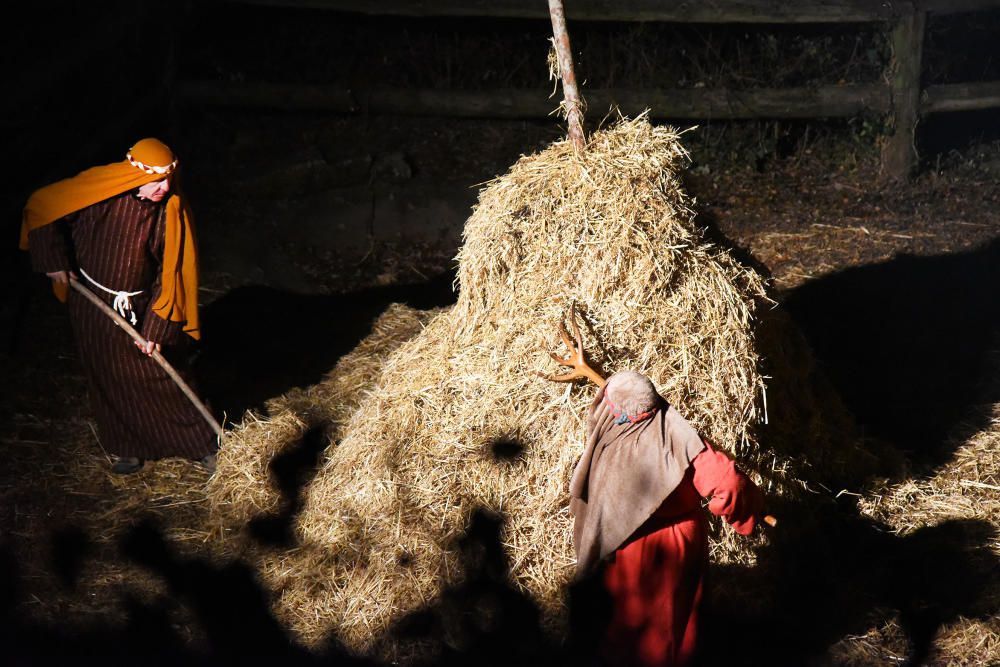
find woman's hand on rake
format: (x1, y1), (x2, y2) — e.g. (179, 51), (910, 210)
(537, 305), (606, 387)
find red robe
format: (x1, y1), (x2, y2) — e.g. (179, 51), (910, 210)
(599, 441), (761, 667)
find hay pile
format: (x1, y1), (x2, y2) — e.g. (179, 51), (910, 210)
(208, 303), (440, 536)
(210, 115), (850, 661)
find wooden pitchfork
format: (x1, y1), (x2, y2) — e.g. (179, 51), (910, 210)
(537, 303), (606, 387)
(69, 277), (223, 438)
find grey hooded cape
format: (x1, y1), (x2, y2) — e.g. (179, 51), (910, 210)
(569, 371), (706, 575)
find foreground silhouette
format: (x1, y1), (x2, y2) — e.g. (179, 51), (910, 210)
(782, 238), (1000, 470)
(5, 495), (997, 666)
(701, 499), (1000, 667)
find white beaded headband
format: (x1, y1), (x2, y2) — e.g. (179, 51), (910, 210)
(126, 150), (178, 175)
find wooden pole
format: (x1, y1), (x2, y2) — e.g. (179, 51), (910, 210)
(880, 3), (926, 182)
(69, 277), (224, 438)
(548, 0), (585, 153)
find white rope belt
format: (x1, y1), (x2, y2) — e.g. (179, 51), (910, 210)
(79, 268), (144, 326)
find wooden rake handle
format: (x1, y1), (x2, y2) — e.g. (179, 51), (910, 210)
(69, 277), (224, 438)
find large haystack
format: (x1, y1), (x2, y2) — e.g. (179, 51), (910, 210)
(208, 115), (790, 661)
(208, 304), (441, 537)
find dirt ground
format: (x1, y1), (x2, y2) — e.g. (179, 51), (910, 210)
(4, 108), (1000, 664)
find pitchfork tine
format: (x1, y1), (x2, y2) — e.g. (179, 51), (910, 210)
(568, 304), (584, 349)
(558, 319), (575, 351)
(534, 370), (578, 382)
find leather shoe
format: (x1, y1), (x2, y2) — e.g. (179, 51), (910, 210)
(111, 457), (144, 475)
(198, 453), (217, 474)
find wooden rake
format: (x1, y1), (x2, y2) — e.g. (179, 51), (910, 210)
(69, 277), (223, 438)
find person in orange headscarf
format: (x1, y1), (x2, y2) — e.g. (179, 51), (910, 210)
(540, 308), (763, 667)
(21, 138), (218, 474)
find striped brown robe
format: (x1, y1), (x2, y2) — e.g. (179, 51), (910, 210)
(29, 191), (217, 460)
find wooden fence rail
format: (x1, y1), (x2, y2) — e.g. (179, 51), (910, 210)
(182, 0), (1000, 180)
(177, 81), (891, 120)
(225, 0), (898, 23)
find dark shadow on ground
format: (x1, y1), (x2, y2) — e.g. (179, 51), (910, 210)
(780, 238), (1000, 470)
(193, 269), (457, 422)
(688, 208), (909, 493)
(49, 524), (92, 591)
(5, 503), (999, 665)
(700, 500), (1000, 667)
(2, 520), (367, 665)
(2, 511), (561, 665)
(117, 519), (320, 662)
(248, 424), (333, 548)
(372, 508), (563, 666)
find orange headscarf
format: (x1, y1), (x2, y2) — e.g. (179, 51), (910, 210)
(20, 138), (201, 339)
